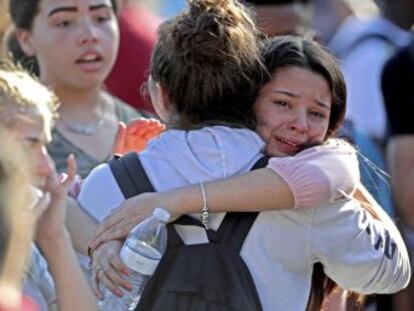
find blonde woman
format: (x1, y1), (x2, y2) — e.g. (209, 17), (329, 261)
(0, 60), (97, 311)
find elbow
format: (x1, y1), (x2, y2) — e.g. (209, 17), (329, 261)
(363, 255), (412, 294)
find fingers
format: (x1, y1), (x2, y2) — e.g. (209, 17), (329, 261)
(125, 118), (150, 134)
(60, 154), (77, 191)
(91, 266), (103, 299)
(92, 242), (131, 298)
(100, 255), (131, 294)
(31, 192), (51, 221)
(95, 210), (124, 237)
(90, 224), (133, 250)
(115, 118), (165, 154)
(130, 119), (165, 137)
(112, 122), (127, 154)
(98, 267), (125, 297)
(90, 214), (125, 249)
(66, 154), (77, 182)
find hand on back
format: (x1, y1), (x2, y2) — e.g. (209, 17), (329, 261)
(112, 119), (165, 155)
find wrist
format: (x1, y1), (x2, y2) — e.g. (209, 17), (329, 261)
(156, 191), (178, 221)
(38, 229), (71, 254)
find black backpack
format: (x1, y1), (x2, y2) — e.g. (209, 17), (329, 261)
(109, 152), (269, 311)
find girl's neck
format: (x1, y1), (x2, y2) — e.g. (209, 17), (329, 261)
(54, 85), (103, 110)
(53, 85), (111, 123)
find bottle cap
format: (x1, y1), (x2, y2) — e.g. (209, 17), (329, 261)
(153, 208), (170, 223)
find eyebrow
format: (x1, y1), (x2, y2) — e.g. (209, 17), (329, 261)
(48, 4), (111, 17)
(272, 90), (331, 111)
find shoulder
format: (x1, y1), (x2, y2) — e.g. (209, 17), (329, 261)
(78, 162), (125, 222)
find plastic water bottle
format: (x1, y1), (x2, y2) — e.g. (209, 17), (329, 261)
(99, 208), (170, 311)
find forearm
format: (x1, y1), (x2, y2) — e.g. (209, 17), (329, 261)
(40, 232), (98, 311)
(160, 168), (294, 217)
(66, 197), (98, 255)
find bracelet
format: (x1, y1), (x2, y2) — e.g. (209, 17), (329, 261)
(200, 183), (209, 229)
(87, 246), (94, 271)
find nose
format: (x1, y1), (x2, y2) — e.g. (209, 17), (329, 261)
(77, 20), (98, 45)
(36, 147), (55, 179)
(290, 111), (309, 134)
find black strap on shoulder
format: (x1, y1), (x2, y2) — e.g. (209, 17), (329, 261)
(109, 153), (188, 247)
(109, 152), (155, 198)
(218, 156), (270, 253)
(172, 155), (270, 248)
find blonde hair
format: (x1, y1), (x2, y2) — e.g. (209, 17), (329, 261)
(0, 60), (58, 131)
(0, 125), (33, 296)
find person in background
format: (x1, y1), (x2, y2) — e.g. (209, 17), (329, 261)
(7, 0), (162, 178)
(327, 0), (414, 145)
(0, 60), (98, 311)
(105, 0), (161, 113)
(382, 40), (414, 311)
(244, 0), (313, 37)
(311, 0), (354, 45)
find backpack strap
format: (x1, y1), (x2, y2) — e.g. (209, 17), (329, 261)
(109, 153), (200, 247)
(109, 152), (155, 198)
(218, 156), (270, 253)
(172, 155), (270, 248)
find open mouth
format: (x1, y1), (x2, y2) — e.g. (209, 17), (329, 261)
(76, 53), (103, 64)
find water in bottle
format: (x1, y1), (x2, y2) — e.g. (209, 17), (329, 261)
(99, 208), (170, 311)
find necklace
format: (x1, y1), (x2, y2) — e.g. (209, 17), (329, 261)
(60, 100), (107, 136)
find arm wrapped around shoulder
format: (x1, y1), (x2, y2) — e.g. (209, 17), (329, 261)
(267, 139), (360, 209)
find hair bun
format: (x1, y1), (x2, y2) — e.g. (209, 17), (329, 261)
(188, 0), (232, 12)
(170, 0), (257, 63)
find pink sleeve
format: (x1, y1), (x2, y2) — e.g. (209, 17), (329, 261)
(267, 139), (360, 209)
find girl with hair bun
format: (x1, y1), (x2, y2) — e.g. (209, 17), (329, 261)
(78, 1), (409, 310)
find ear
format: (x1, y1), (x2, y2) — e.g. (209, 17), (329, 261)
(158, 83), (171, 112)
(154, 82), (173, 121)
(15, 29), (36, 57)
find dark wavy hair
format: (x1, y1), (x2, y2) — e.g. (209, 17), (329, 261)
(150, 0), (266, 130)
(7, 0), (118, 76)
